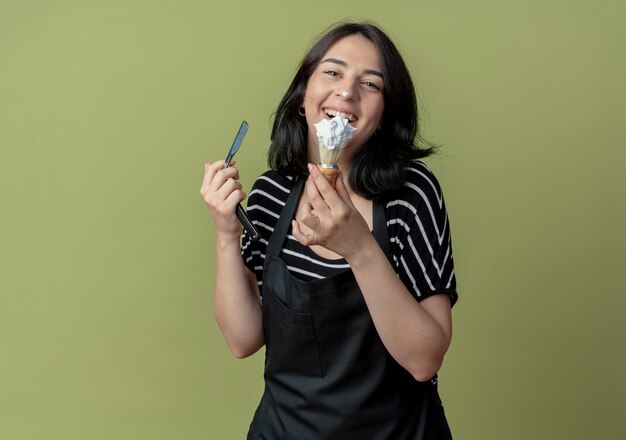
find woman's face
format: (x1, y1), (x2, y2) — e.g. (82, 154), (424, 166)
(303, 34), (385, 164)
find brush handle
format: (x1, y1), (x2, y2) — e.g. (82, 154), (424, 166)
(317, 164), (339, 187)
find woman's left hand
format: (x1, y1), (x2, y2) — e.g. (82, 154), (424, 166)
(292, 163), (372, 259)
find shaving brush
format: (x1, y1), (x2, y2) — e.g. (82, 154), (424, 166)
(314, 116), (357, 186)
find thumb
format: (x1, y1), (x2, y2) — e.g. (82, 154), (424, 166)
(335, 171), (354, 207)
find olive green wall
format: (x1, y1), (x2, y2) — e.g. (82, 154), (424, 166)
(1, 1), (624, 438)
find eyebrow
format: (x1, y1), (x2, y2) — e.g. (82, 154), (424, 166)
(321, 58), (384, 79)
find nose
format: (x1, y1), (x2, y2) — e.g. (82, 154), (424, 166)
(336, 81), (358, 101)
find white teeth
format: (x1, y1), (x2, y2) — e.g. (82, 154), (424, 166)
(324, 108), (355, 122)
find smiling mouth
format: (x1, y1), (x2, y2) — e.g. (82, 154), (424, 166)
(324, 108), (357, 122)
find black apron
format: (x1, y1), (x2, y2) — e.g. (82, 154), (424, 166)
(247, 178), (452, 440)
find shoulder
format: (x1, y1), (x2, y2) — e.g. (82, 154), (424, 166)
(404, 161), (444, 201)
(386, 161), (446, 214)
(384, 161), (457, 302)
(250, 170), (296, 196)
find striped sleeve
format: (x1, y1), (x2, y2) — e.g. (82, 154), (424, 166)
(241, 171), (293, 288)
(386, 162), (458, 306)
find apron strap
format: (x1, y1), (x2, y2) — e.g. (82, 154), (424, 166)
(372, 199), (391, 258)
(266, 177), (305, 258)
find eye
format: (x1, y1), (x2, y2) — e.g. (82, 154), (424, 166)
(363, 81), (382, 91)
(323, 70), (340, 77)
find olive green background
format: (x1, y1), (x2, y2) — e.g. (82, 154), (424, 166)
(1, 0), (625, 439)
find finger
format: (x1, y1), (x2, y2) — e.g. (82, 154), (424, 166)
(200, 165), (241, 205)
(201, 160), (227, 189)
(212, 193), (246, 222)
(201, 161), (218, 190)
(200, 162), (211, 195)
(305, 174), (331, 217)
(212, 159), (228, 170)
(291, 220), (317, 246)
(334, 171), (355, 208)
(300, 213), (322, 238)
(212, 181), (245, 213)
(307, 163), (343, 210)
(207, 166), (241, 193)
(224, 188), (246, 208)
(214, 177), (243, 203)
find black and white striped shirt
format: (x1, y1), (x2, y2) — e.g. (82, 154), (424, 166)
(241, 161), (458, 305)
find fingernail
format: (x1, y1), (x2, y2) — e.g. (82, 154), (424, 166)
(307, 163), (314, 172)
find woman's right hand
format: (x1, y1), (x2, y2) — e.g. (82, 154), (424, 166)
(203, 160), (264, 357)
(200, 160), (246, 240)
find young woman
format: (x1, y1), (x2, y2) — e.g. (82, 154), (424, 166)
(201, 22), (458, 439)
